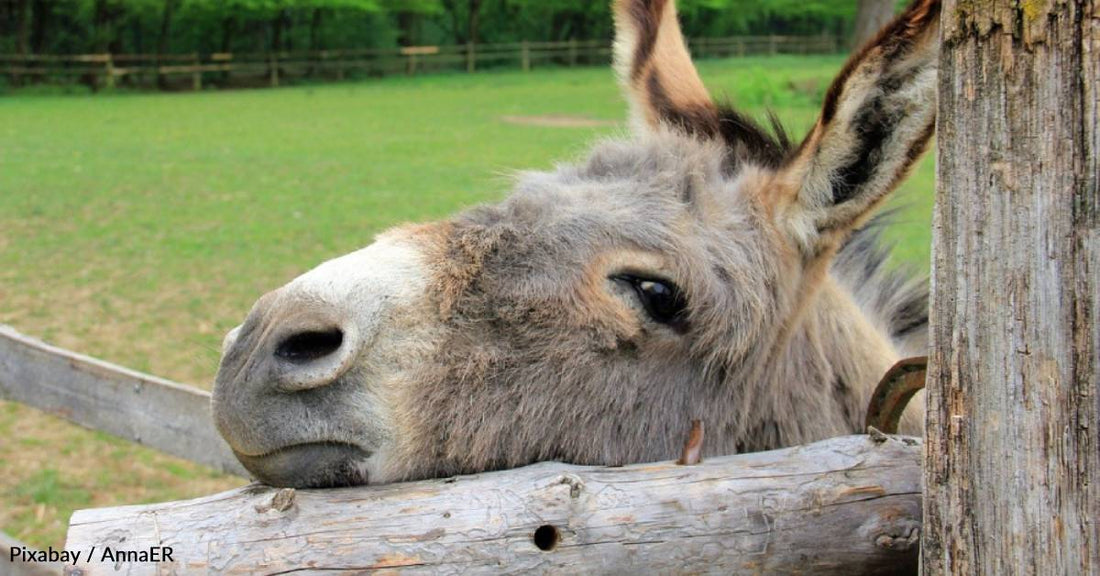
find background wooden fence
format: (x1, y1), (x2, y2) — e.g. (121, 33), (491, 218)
(0, 35), (841, 91)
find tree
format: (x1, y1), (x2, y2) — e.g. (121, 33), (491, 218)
(438, 0), (480, 45)
(30, 0), (50, 54)
(923, 0), (1099, 573)
(156, 0), (179, 88)
(851, 0), (893, 46)
(14, 0), (31, 55)
(379, 0), (440, 46)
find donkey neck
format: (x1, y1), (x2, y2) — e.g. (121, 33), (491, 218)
(746, 274), (902, 449)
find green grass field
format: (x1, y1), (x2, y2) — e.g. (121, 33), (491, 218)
(0, 55), (935, 548)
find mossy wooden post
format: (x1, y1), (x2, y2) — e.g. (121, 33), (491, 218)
(466, 41), (476, 73)
(521, 40), (530, 71)
(923, 0), (1099, 573)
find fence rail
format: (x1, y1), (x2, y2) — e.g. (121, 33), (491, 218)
(0, 35), (841, 90)
(65, 435), (922, 575)
(0, 325), (246, 476)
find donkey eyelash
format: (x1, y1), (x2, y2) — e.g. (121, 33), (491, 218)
(610, 274), (689, 331)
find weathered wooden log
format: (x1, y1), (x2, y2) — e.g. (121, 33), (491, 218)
(0, 324), (246, 476)
(64, 435), (921, 575)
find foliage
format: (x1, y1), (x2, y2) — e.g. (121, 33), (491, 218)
(0, 0), (863, 56)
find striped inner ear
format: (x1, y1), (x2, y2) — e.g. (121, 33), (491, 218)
(613, 0), (719, 136)
(777, 0), (941, 249)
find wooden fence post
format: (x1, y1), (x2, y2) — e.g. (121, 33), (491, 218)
(521, 40), (530, 72)
(9, 55), (23, 88)
(103, 53), (116, 90)
(466, 41), (476, 73)
(190, 52), (202, 91)
(568, 38), (578, 67)
(211, 52), (231, 85)
(922, 0), (1099, 573)
(269, 53), (279, 87)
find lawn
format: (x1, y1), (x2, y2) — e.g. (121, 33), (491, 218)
(0, 54), (935, 548)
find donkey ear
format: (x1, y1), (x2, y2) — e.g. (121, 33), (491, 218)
(613, 0), (720, 137)
(773, 0), (940, 254)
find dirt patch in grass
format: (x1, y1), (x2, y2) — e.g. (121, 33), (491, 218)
(500, 114), (618, 128)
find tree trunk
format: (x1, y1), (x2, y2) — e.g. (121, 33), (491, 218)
(11, 0), (30, 87)
(284, 10), (293, 53)
(271, 9), (287, 53)
(308, 8), (323, 77)
(155, 0), (177, 90)
(467, 0), (482, 46)
(396, 12), (417, 47)
(219, 15), (235, 85)
(923, 0), (1099, 573)
(14, 0), (30, 55)
(309, 8), (323, 51)
(30, 0), (48, 54)
(851, 0), (893, 47)
(269, 9), (288, 85)
(220, 15), (235, 53)
(441, 0), (463, 44)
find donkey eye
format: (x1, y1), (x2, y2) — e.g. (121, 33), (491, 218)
(613, 275), (688, 328)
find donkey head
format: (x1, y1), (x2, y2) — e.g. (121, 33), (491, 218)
(213, 0), (939, 488)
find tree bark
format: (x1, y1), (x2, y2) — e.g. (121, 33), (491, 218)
(923, 0), (1099, 574)
(851, 0), (894, 47)
(65, 435), (923, 576)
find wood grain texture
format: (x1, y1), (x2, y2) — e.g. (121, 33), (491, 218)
(0, 324), (247, 477)
(924, 0), (1099, 573)
(65, 435), (921, 575)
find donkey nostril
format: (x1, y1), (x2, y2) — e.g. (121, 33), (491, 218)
(274, 329), (344, 363)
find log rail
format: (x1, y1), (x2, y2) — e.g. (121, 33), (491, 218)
(63, 435), (921, 576)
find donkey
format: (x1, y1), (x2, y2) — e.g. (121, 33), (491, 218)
(212, 0), (939, 488)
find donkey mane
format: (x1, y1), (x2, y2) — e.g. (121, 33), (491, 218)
(833, 212), (929, 356)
